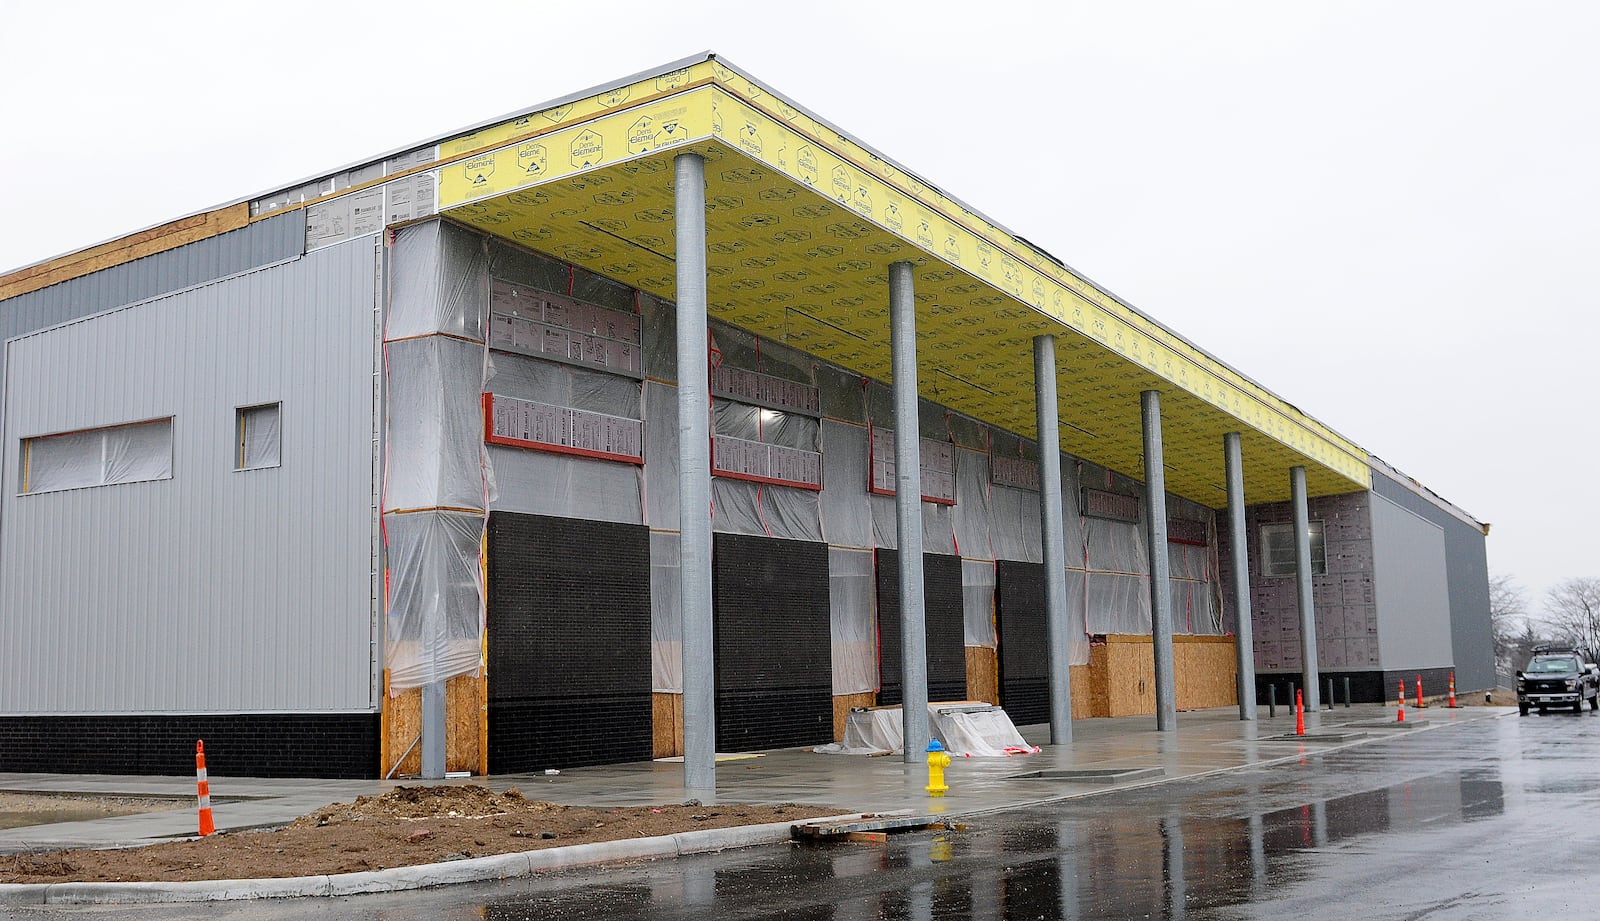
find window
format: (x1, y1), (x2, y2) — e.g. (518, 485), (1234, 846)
(236, 403), (282, 470)
(21, 418), (174, 495)
(1260, 520), (1326, 578)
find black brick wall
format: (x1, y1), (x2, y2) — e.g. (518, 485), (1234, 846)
(713, 533), (832, 750)
(487, 512), (652, 772)
(996, 561), (1050, 726)
(876, 549), (966, 705)
(0, 713), (378, 778)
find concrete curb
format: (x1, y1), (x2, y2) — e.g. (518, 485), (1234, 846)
(0, 813), (869, 906)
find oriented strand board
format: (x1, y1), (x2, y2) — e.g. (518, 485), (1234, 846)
(1080, 635), (1239, 717)
(1174, 635), (1239, 710)
(832, 692), (877, 742)
(383, 673), (485, 777)
(0, 203), (250, 301)
(653, 693), (684, 758)
(965, 646), (999, 704)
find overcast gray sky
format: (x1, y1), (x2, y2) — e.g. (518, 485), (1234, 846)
(1, 1), (1593, 608)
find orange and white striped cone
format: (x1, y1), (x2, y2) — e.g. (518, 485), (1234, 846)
(1295, 689), (1306, 736)
(1396, 682), (1406, 723)
(1448, 672), (1457, 709)
(1416, 675), (1426, 709)
(196, 740), (215, 837)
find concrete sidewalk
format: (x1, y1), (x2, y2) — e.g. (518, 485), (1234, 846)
(0, 703), (1511, 854)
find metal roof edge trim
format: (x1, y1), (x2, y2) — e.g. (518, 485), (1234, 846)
(1367, 454), (1488, 534)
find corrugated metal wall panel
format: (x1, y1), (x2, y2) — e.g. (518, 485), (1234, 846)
(0, 211), (306, 343)
(1370, 493), (1454, 670)
(0, 237), (377, 713)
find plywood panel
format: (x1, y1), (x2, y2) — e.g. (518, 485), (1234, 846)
(385, 686), (422, 778)
(653, 692), (684, 759)
(383, 673), (485, 777)
(1174, 635), (1239, 711)
(832, 692), (877, 742)
(965, 646), (999, 705)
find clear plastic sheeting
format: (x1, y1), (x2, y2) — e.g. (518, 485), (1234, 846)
(384, 336), (487, 512)
(989, 484), (1042, 563)
(962, 559), (997, 648)
(486, 352), (640, 419)
(818, 421), (872, 548)
(952, 448), (993, 560)
(639, 293), (678, 382)
(23, 418), (174, 494)
(709, 320), (814, 388)
(384, 510), (485, 691)
(651, 531), (682, 693)
(816, 364), (865, 424)
(487, 444), (642, 524)
(870, 493), (898, 549)
(813, 707), (900, 755)
(829, 548), (877, 695)
(487, 237), (568, 299)
(711, 478), (766, 536)
(934, 705), (1039, 757)
(763, 485), (824, 542)
(238, 403), (281, 470)
(387, 221), (488, 342)
(1084, 572), (1153, 636)
(1065, 569), (1091, 666)
(643, 382), (680, 529)
(922, 502), (956, 556)
(572, 265), (634, 312)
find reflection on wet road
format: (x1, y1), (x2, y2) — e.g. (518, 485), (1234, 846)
(35, 713), (1600, 919)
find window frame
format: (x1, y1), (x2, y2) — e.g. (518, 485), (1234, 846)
(20, 416), (175, 496)
(235, 402), (283, 472)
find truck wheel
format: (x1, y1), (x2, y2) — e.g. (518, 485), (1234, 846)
(1590, 696), (1597, 711)
(1520, 704), (1529, 716)
(1539, 706), (1548, 714)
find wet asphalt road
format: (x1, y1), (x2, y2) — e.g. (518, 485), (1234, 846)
(24, 710), (1600, 920)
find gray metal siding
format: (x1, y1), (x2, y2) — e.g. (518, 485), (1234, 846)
(0, 238), (377, 713)
(1371, 494), (1453, 670)
(0, 211), (305, 342)
(1370, 469), (1495, 690)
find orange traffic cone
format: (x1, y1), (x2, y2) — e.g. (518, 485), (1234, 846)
(196, 740), (215, 837)
(1448, 672), (1457, 709)
(1416, 675), (1426, 709)
(1295, 689), (1306, 736)
(1396, 681), (1406, 723)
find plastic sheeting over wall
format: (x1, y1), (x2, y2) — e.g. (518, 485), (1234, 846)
(383, 222), (491, 693)
(385, 220), (1226, 698)
(829, 547), (877, 695)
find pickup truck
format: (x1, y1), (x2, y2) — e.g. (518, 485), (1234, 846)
(1517, 646), (1599, 715)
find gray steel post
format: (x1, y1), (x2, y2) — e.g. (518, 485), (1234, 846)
(1224, 433), (1257, 720)
(1034, 334), (1073, 743)
(675, 153), (716, 796)
(1291, 465), (1321, 712)
(1141, 390), (1177, 731)
(890, 261), (930, 762)
(420, 679), (445, 779)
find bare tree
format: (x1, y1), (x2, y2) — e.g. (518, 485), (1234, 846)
(1489, 573), (1528, 671)
(1541, 577), (1600, 660)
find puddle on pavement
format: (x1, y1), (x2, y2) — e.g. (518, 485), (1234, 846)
(0, 791), (186, 830)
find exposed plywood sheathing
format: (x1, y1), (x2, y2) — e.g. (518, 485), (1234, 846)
(653, 692), (685, 758)
(1071, 635), (1238, 718)
(0, 204), (250, 301)
(965, 646), (999, 705)
(384, 673), (485, 776)
(832, 692), (877, 742)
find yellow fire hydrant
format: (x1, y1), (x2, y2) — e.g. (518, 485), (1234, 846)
(925, 738), (951, 797)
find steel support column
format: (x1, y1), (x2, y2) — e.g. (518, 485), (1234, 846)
(675, 152), (716, 796)
(1225, 433), (1257, 720)
(1291, 465), (1320, 712)
(890, 260), (929, 763)
(420, 678), (444, 779)
(1034, 334), (1073, 743)
(1141, 390), (1177, 731)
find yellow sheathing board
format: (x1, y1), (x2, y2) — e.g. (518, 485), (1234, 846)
(434, 67), (1367, 504)
(702, 83), (1367, 489)
(437, 86), (716, 210)
(438, 63), (712, 161)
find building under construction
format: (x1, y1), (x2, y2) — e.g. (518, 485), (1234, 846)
(0, 54), (1492, 780)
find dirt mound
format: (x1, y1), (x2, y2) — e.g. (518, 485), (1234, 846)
(0, 788), (845, 884)
(290, 784), (560, 827)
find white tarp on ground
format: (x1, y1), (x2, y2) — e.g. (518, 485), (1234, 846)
(814, 701), (1039, 757)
